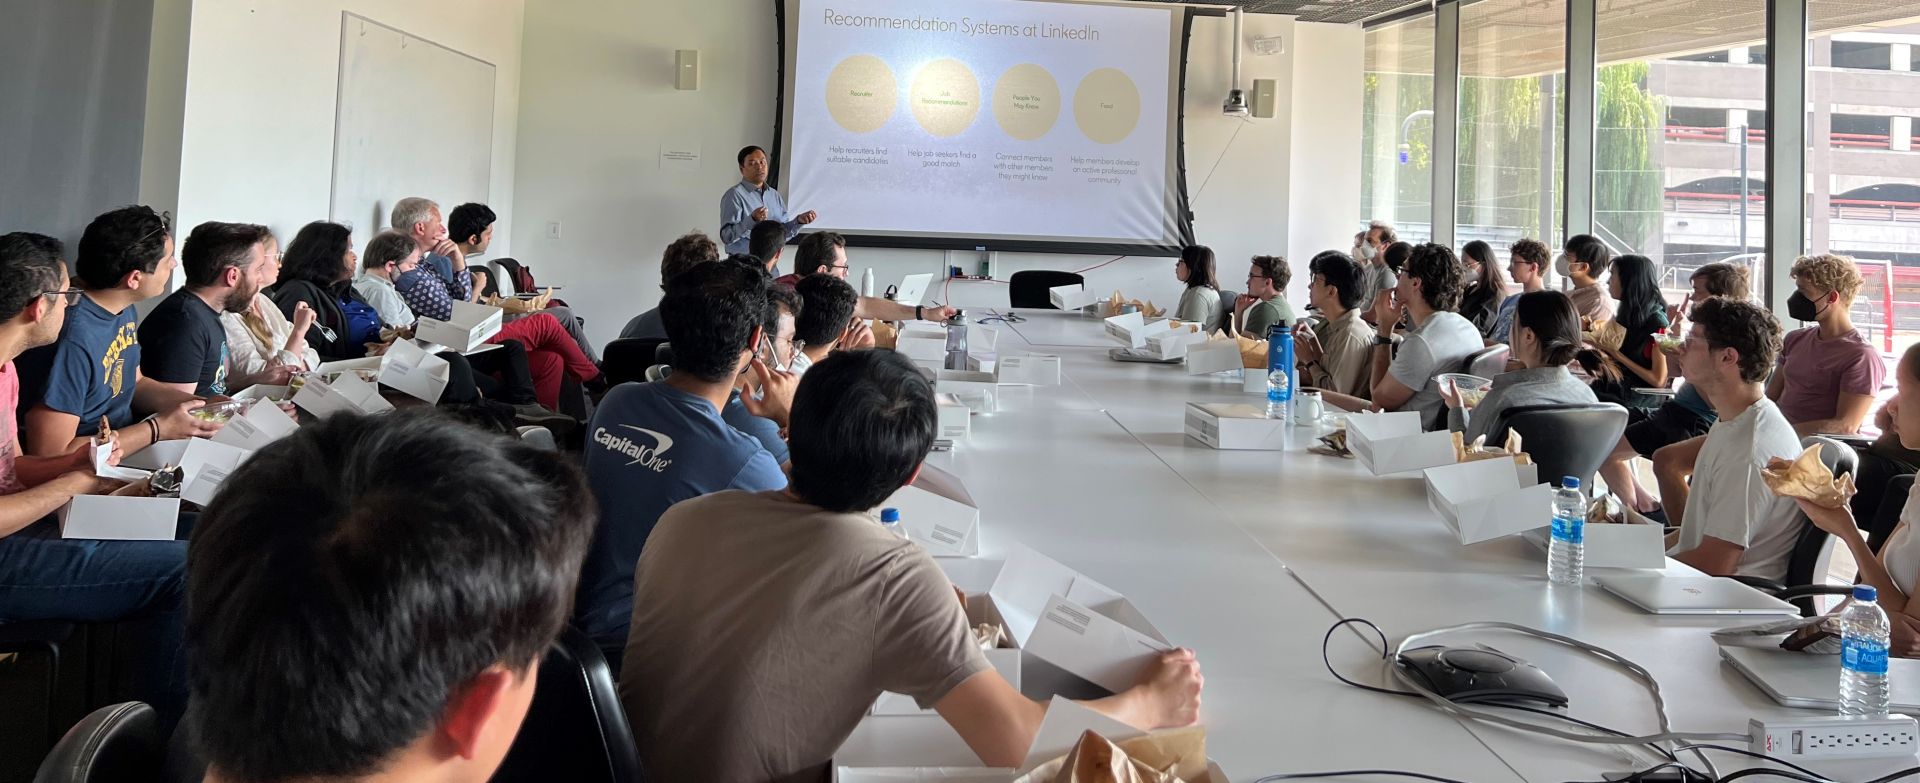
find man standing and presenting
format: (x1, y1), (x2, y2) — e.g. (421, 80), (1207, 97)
(721, 146), (816, 256)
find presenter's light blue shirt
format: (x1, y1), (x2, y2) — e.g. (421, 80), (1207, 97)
(719, 180), (802, 256)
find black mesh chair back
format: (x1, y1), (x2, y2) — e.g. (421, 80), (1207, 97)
(33, 702), (160, 783)
(1491, 403), (1629, 487)
(603, 338), (667, 387)
(490, 627), (644, 783)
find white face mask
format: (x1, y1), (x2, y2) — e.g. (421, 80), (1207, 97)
(1553, 254), (1572, 279)
(1359, 244), (1379, 261)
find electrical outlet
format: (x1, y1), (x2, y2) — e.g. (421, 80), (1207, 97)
(1748, 714), (1920, 760)
(545, 221), (562, 240)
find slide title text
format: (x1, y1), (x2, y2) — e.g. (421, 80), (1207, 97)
(822, 9), (1101, 40)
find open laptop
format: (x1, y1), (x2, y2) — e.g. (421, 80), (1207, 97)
(890, 273), (934, 307)
(1722, 645), (1920, 711)
(1594, 574), (1800, 616)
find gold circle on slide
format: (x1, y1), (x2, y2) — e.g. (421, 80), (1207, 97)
(908, 58), (981, 138)
(1073, 67), (1141, 145)
(824, 55), (897, 134)
(991, 63), (1061, 141)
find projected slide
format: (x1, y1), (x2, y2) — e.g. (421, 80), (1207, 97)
(780, 0), (1188, 251)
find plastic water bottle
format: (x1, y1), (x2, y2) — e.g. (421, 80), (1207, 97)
(944, 310), (970, 371)
(1841, 585), (1893, 717)
(861, 267), (877, 298)
(1548, 477), (1586, 585)
(879, 508), (908, 539)
(1266, 324), (1295, 419)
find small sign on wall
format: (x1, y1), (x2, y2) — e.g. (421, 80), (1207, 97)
(660, 141), (701, 172)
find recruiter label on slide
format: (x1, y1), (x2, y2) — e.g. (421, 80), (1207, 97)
(786, 0), (1177, 244)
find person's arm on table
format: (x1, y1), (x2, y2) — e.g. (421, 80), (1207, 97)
(0, 472), (115, 539)
(858, 297), (955, 323)
(935, 649), (1203, 768)
(12, 440), (112, 490)
(1669, 535), (1746, 576)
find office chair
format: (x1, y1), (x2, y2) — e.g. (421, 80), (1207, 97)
(1007, 270), (1086, 309)
(1466, 344), (1510, 380)
(0, 619), (77, 760)
(603, 338), (667, 386)
(490, 627), (644, 783)
(1214, 290), (1239, 334)
(1493, 403), (1629, 488)
(1737, 435), (1861, 616)
(32, 702), (161, 783)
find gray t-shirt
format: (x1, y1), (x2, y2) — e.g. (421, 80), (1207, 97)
(1671, 398), (1803, 583)
(1389, 311), (1484, 430)
(1447, 365), (1598, 446)
(620, 490), (991, 783)
(619, 307), (665, 341)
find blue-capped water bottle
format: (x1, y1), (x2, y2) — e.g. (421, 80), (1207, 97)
(1841, 584), (1892, 716)
(1266, 323), (1295, 420)
(1548, 477), (1585, 585)
(879, 508), (908, 539)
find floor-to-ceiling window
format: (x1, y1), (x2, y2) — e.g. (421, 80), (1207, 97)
(1455, 0), (1567, 252)
(1806, 4), (1920, 362)
(1360, 14), (1437, 243)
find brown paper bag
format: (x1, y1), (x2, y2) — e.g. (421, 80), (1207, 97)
(1012, 729), (1210, 783)
(487, 288), (552, 314)
(1762, 443), (1858, 509)
(871, 319), (898, 350)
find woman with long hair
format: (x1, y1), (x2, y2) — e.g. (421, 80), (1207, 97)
(1456, 240), (1509, 339)
(1581, 253), (1670, 407)
(272, 222), (380, 361)
(1443, 290), (1597, 445)
(1173, 245), (1222, 327)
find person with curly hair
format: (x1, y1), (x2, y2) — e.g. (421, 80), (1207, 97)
(1320, 243), (1480, 431)
(1770, 253), (1884, 436)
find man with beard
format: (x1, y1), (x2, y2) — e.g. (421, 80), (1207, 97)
(140, 221), (282, 396)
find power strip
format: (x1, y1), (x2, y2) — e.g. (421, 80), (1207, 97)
(1748, 714), (1920, 760)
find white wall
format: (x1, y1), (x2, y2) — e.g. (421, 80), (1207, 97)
(173, 0), (524, 252)
(514, 1), (1359, 347)
(1287, 22), (1366, 292)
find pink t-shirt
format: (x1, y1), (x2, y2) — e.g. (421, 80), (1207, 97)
(1775, 327), (1885, 424)
(0, 361), (20, 494)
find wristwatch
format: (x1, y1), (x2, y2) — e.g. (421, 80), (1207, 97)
(915, 305), (924, 320)
(1373, 334), (1396, 347)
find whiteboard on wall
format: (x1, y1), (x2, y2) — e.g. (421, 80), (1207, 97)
(330, 13), (494, 232)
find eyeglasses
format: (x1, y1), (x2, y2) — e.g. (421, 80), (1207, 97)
(130, 210), (173, 257)
(41, 288), (83, 307)
(1247, 273), (1271, 280)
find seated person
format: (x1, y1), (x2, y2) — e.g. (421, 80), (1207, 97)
(220, 231), (321, 378)
(1581, 253), (1669, 410)
(448, 201), (599, 363)
(354, 230), (421, 328)
(0, 232), (188, 727)
(389, 196), (475, 292)
(1597, 262), (1748, 518)
(185, 411), (593, 783)
(1235, 254), (1295, 338)
(1490, 238), (1550, 345)
(1174, 245), (1223, 326)
(576, 258), (793, 662)
(1443, 290), (1596, 445)
(1770, 253), (1884, 437)
(1854, 397), (1920, 550)
(276, 222), (562, 428)
(1560, 234), (1615, 323)
(1795, 342), (1920, 655)
(392, 230), (604, 412)
(793, 272), (872, 374)
(1295, 251), (1373, 401)
(140, 221), (278, 397)
(17, 206), (219, 457)
(1456, 240), (1509, 339)
(748, 218), (790, 274)
(1321, 243), (1481, 431)
(620, 231), (719, 341)
(777, 231), (956, 321)
(1664, 298), (1800, 582)
(724, 283), (798, 464)
(620, 349), (1203, 781)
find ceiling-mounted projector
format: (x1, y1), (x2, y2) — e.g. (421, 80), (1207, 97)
(1222, 89), (1250, 116)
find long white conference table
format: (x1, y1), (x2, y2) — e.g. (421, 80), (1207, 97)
(841, 307), (1915, 782)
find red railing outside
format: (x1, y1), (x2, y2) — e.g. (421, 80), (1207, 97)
(1664, 125), (1903, 150)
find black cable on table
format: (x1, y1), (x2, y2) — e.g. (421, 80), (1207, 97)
(1252, 770), (1475, 783)
(1668, 744), (1829, 781)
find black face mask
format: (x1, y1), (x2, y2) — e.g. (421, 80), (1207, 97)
(1786, 290), (1827, 322)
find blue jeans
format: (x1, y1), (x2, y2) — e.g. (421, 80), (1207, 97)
(0, 518), (188, 726)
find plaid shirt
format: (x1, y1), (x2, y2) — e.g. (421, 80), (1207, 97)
(395, 264), (472, 323)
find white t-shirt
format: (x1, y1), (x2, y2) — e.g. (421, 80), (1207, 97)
(1883, 485), (1920, 598)
(1669, 397), (1803, 582)
(1388, 311), (1483, 430)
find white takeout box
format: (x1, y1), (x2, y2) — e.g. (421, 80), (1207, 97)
(92, 439), (150, 482)
(1048, 284), (1098, 311)
(1184, 402), (1288, 450)
(1184, 340), (1243, 375)
(995, 355), (1062, 386)
(60, 495), (182, 540)
(990, 546), (1172, 694)
(176, 439), (253, 506)
(212, 400), (299, 452)
(1147, 327), (1207, 360)
(898, 335), (949, 364)
(229, 384), (290, 403)
(293, 370), (394, 418)
(836, 696), (1140, 777)
(1243, 368), (1271, 393)
(835, 769), (1014, 783)
(379, 339), (454, 403)
(936, 397), (971, 440)
(1523, 519), (1668, 569)
(121, 438), (191, 472)
(968, 326), (999, 356)
(936, 370), (1000, 413)
(1103, 311), (1171, 348)
(414, 300), (503, 353)
(316, 356), (383, 377)
(880, 463), (981, 557)
(1346, 411), (1456, 475)
(1423, 458), (1551, 544)
(899, 320), (947, 338)
(872, 592), (1019, 715)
